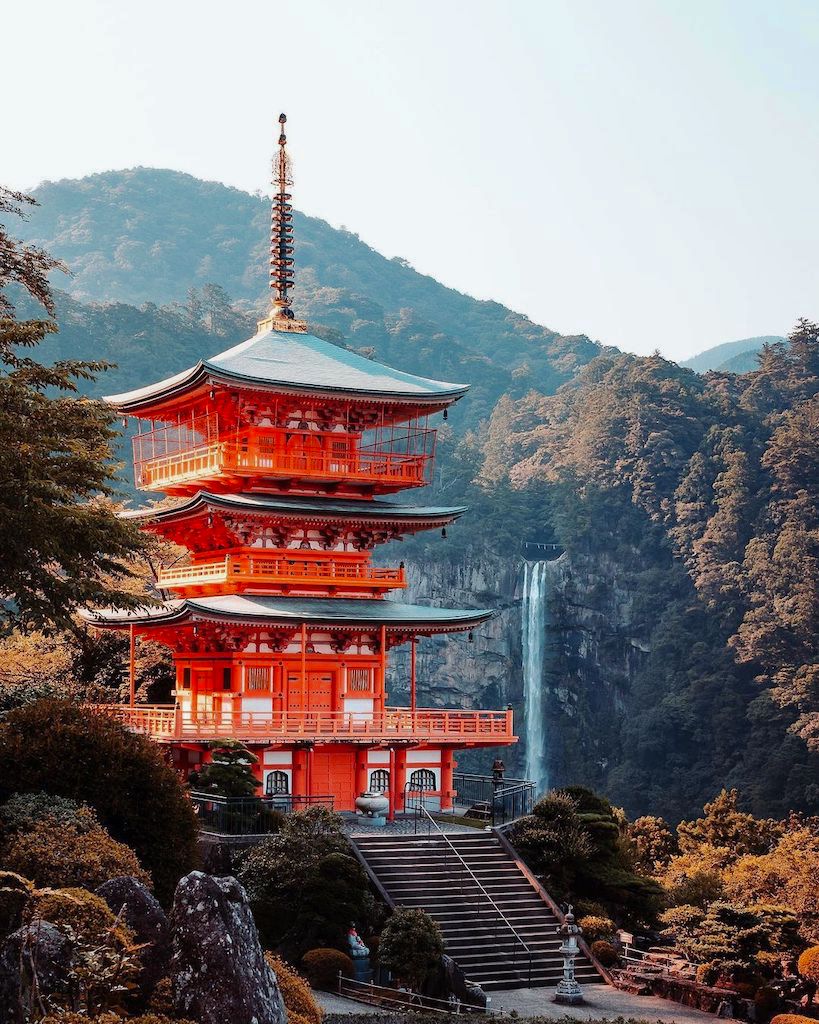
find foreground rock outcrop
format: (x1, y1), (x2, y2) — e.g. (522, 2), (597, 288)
(171, 871), (286, 1024)
(97, 875), (171, 995)
(0, 920), (72, 1024)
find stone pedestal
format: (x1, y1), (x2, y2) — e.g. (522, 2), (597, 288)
(553, 908), (584, 1005)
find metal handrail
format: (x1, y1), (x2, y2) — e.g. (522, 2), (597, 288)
(414, 803), (533, 985)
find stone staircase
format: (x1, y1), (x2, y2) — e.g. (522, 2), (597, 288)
(350, 830), (604, 991)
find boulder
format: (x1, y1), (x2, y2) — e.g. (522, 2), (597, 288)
(96, 875), (171, 995)
(170, 871), (286, 1024)
(421, 953), (487, 1008)
(0, 920), (72, 1023)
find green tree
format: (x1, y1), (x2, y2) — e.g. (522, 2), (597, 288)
(239, 806), (375, 956)
(189, 740), (260, 797)
(0, 699), (197, 904)
(378, 908), (444, 991)
(0, 186), (145, 628)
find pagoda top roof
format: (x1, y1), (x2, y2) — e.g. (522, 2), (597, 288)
(106, 326), (469, 413)
(83, 595), (490, 635)
(124, 491), (466, 525)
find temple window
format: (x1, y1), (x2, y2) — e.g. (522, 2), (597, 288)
(245, 665), (271, 692)
(265, 770), (289, 795)
(369, 769), (389, 793)
(348, 667), (371, 692)
(409, 768), (436, 792)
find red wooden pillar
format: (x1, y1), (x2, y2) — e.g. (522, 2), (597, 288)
(388, 748), (396, 822)
(293, 748), (308, 805)
(300, 622), (308, 712)
(395, 748), (407, 813)
(441, 748), (455, 812)
(355, 747), (368, 799)
(410, 636), (417, 713)
(306, 744), (314, 801)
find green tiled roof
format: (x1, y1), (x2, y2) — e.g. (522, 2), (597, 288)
(106, 327), (468, 410)
(123, 491), (466, 524)
(84, 595), (490, 632)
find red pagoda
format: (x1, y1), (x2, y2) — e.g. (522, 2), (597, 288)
(87, 116), (516, 816)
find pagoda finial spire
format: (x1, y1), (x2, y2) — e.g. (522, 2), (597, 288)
(262, 112), (308, 333)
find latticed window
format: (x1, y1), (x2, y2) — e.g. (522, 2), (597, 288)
(245, 666), (271, 692)
(369, 769), (390, 793)
(348, 668), (371, 692)
(265, 770), (289, 795)
(409, 769), (436, 792)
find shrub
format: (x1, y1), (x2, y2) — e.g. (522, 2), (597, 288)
(378, 908), (444, 991)
(798, 945), (819, 983)
(301, 947), (354, 989)
(590, 939), (619, 968)
(42, 1016), (194, 1024)
(266, 952), (323, 1023)
(2, 815), (151, 890)
(0, 700), (198, 902)
(578, 915), (615, 942)
(239, 807), (375, 954)
(0, 791), (95, 833)
(148, 976), (174, 1016)
(0, 870), (33, 936)
(26, 887), (133, 946)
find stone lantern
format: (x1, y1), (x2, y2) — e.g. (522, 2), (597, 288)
(554, 905), (584, 1005)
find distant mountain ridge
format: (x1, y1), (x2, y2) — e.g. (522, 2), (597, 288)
(682, 335), (785, 374)
(19, 168), (604, 400)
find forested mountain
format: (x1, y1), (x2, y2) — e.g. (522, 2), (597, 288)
(11, 169), (819, 821)
(481, 326), (819, 818)
(683, 335), (785, 373)
(20, 168), (603, 405)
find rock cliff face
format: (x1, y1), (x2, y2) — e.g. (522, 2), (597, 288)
(387, 547), (650, 792)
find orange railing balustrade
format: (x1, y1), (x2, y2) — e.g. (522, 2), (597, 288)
(89, 705), (515, 744)
(157, 552), (406, 593)
(132, 423), (436, 493)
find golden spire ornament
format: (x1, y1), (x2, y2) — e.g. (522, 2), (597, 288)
(260, 113), (308, 333)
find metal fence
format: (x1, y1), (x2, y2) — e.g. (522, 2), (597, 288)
(453, 773), (535, 825)
(190, 792), (335, 836)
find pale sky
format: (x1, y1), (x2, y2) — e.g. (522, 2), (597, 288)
(5, 0), (819, 359)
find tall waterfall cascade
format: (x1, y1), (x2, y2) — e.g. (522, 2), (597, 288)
(522, 561), (550, 796)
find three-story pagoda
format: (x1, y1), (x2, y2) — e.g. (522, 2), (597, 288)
(87, 116), (516, 816)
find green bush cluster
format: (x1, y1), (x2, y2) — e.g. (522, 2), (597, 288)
(300, 947), (354, 990)
(0, 700), (197, 903)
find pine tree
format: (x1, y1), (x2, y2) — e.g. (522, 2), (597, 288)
(0, 187), (146, 627)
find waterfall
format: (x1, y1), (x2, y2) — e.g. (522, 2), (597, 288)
(522, 561), (549, 795)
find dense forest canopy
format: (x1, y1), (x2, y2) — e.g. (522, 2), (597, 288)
(482, 325), (819, 818)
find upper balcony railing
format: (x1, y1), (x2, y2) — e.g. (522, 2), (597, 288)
(132, 419), (436, 494)
(157, 550), (406, 595)
(89, 705), (516, 745)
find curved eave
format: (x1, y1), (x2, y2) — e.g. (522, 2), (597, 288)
(81, 596), (491, 635)
(104, 329), (470, 414)
(122, 491), (467, 528)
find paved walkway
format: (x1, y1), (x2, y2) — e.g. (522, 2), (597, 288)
(317, 986), (715, 1021)
(343, 814), (482, 837)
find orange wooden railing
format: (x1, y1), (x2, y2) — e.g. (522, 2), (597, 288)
(89, 705), (515, 744)
(157, 552), (406, 592)
(133, 426), (433, 492)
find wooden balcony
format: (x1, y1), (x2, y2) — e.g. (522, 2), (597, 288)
(90, 705), (516, 747)
(156, 551), (406, 595)
(132, 424), (435, 495)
